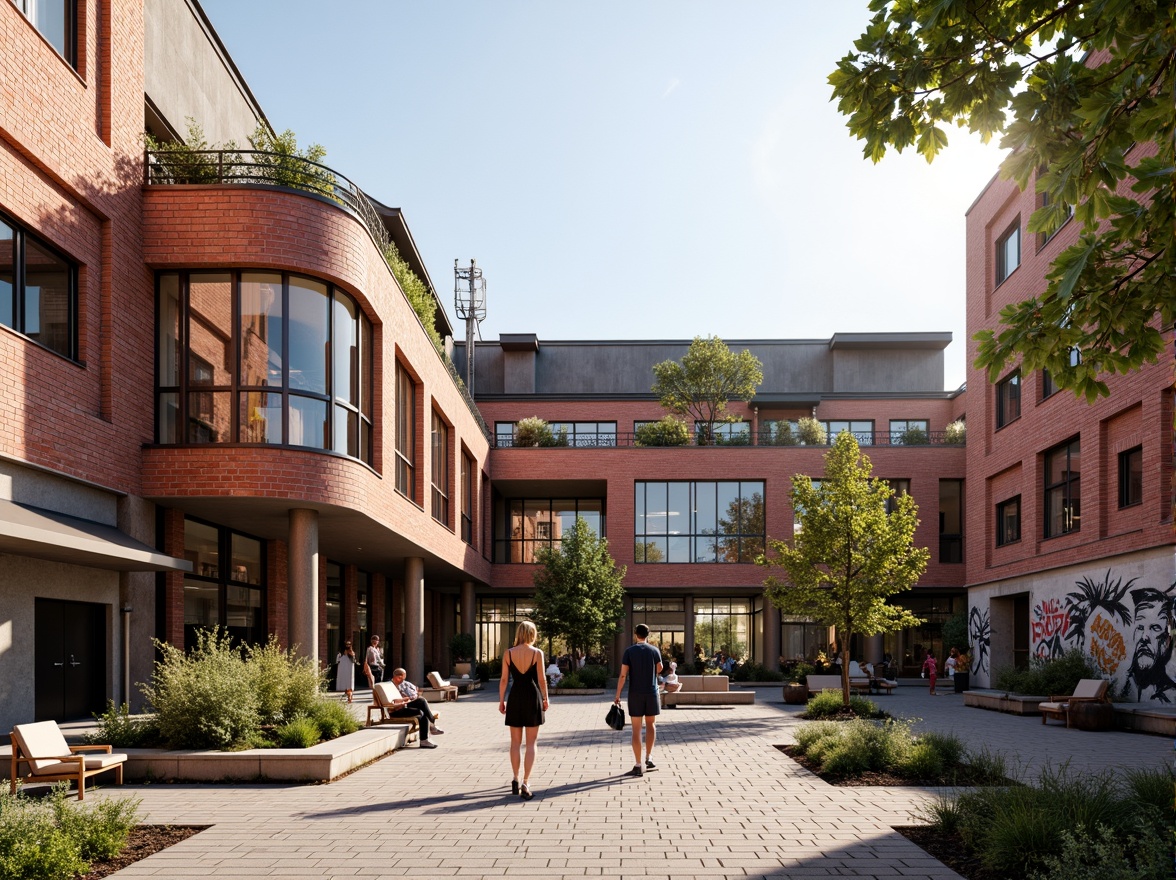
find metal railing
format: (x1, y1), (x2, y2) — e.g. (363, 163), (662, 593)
(493, 429), (965, 449)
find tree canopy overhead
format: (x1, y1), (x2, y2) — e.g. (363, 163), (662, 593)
(830, 1), (1175, 401)
(651, 336), (763, 444)
(759, 433), (928, 705)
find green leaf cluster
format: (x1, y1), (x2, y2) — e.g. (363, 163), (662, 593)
(532, 517), (626, 662)
(382, 240), (444, 354)
(651, 336), (763, 445)
(634, 415), (690, 447)
(759, 433), (929, 705)
(831, 1), (1176, 400)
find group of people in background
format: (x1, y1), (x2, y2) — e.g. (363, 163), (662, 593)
(334, 634), (388, 702)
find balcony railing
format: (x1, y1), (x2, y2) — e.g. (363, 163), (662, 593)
(145, 147), (492, 442)
(493, 430), (965, 449)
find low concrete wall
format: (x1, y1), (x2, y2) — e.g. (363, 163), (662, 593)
(120, 725), (409, 783)
(963, 689), (1046, 715)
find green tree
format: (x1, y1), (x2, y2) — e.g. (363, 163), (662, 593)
(829, 1), (1175, 401)
(651, 336), (763, 445)
(532, 517), (626, 665)
(758, 433), (929, 706)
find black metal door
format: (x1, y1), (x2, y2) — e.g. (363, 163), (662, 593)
(35, 598), (107, 721)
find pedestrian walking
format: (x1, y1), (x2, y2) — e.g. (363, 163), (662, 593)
(613, 623), (663, 777)
(499, 620), (549, 800)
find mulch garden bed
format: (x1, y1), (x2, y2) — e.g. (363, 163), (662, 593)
(776, 744), (1003, 787)
(893, 826), (998, 880)
(78, 825), (206, 879)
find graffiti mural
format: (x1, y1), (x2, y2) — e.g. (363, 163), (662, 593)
(968, 606), (990, 676)
(1031, 597), (1070, 659)
(1127, 586), (1176, 702)
(1064, 571), (1134, 653)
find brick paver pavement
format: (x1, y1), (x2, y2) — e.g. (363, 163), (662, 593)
(92, 684), (1170, 879)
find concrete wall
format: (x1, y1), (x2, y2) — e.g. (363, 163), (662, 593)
(967, 547), (1176, 704)
(144, 0), (264, 145)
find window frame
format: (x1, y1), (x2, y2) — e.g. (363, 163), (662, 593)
(460, 450), (474, 544)
(395, 361), (417, 501)
(635, 480), (765, 564)
(430, 409), (450, 526)
(10, 0), (77, 69)
(888, 419), (929, 445)
(995, 369), (1021, 428)
(0, 210), (78, 361)
(1118, 445), (1143, 509)
(996, 219), (1021, 285)
(824, 420), (875, 445)
(1043, 438), (1081, 539)
(182, 515), (266, 650)
(996, 496), (1021, 547)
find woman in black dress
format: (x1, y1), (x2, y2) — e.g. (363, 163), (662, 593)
(498, 620), (549, 800)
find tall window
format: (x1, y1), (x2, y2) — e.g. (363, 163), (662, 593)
(430, 410), (449, 525)
(1044, 439), (1080, 538)
(1119, 446), (1142, 508)
(996, 370), (1021, 428)
(996, 496), (1021, 546)
(938, 479), (964, 561)
(824, 420), (874, 444)
(156, 271), (372, 462)
(460, 451), (474, 544)
(395, 363), (416, 500)
(883, 479), (911, 514)
(10, 0), (76, 67)
(494, 498), (604, 563)
(889, 419), (929, 445)
(996, 220), (1021, 284)
(634, 481), (764, 563)
(183, 517), (265, 649)
(0, 213), (76, 360)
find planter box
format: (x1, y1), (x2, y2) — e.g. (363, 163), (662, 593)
(963, 689), (1046, 715)
(119, 725), (408, 784)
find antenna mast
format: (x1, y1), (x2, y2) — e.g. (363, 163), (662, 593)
(453, 259), (487, 395)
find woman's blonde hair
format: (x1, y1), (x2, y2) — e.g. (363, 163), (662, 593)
(514, 621), (537, 646)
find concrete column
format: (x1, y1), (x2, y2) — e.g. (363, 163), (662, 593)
(865, 634), (884, 666)
(614, 594), (633, 670)
(460, 581), (476, 637)
(683, 595), (695, 671)
(764, 602), (782, 671)
(404, 557), (425, 684)
(288, 508), (319, 663)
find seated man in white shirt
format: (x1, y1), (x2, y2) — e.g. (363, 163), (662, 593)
(390, 668), (444, 741)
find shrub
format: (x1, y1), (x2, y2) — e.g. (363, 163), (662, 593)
(141, 628), (259, 750)
(1027, 822), (1170, 880)
(634, 416), (690, 447)
(276, 715), (322, 749)
(1122, 766), (1175, 834)
(993, 648), (1102, 696)
(448, 632), (476, 663)
(513, 416), (567, 447)
(477, 657), (502, 682)
(804, 689), (879, 718)
(577, 665), (610, 688)
(898, 741), (944, 780)
(50, 786), (139, 861)
(767, 421), (798, 446)
(309, 698), (359, 741)
(144, 118), (234, 185)
(83, 700), (160, 749)
(917, 731), (965, 769)
(556, 671), (582, 688)
(943, 419), (966, 444)
(792, 720), (841, 753)
(783, 661), (815, 682)
(899, 425), (929, 445)
(796, 417), (826, 445)
(244, 636), (323, 725)
(731, 662), (783, 682)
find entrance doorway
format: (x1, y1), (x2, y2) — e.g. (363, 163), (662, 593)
(35, 598), (107, 721)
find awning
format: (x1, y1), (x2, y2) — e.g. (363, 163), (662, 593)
(0, 499), (192, 572)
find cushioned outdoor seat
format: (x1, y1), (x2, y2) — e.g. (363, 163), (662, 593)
(10, 720), (126, 800)
(426, 671), (459, 701)
(1039, 679), (1109, 727)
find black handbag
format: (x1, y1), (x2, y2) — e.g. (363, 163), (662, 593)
(605, 703), (626, 731)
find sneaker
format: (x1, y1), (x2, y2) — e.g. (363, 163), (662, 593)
(645, 760), (657, 771)
(419, 740), (438, 749)
(431, 725), (445, 734)
(625, 765), (644, 777)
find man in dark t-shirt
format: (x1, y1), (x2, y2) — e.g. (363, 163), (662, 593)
(614, 623), (663, 777)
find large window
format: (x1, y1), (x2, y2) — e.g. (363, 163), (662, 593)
(10, 0), (75, 67)
(549, 421), (617, 447)
(939, 479), (964, 562)
(460, 451), (474, 544)
(996, 496), (1020, 546)
(694, 599), (753, 661)
(1044, 439), (1080, 538)
(156, 271), (372, 463)
(696, 421), (750, 445)
(494, 498), (604, 563)
(395, 362), (416, 499)
(476, 596), (535, 662)
(884, 478), (911, 515)
(1119, 446), (1142, 508)
(634, 480), (764, 563)
(0, 213), (76, 360)
(431, 410), (449, 525)
(996, 219), (1021, 284)
(824, 420), (874, 444)
(183, 517), (264, 650)
(996, 370), (1021, 428)
(889, 419), (929, 445)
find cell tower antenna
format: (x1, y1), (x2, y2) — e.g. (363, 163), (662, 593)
(453, 259), (487, 395)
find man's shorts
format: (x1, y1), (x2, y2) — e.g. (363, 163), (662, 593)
(628, 692), (661, 718)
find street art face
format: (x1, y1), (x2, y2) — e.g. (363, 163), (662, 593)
(968, 606), (990, 676)
(1127, 588), (1176, 702)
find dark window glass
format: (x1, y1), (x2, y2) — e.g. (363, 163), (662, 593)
(0, 214), (76, 359)
(996, 370), (1021, 428)
(824, 420), (874, 445)
(634, 480), (764, 564)
(239, 273), (283, 387)
(1119, 446), (1143, 508)
(996, 496), (1020, 546)
(183, 516), (265, 649)
(287, 277), (328, 394)
(395, 363), (416, 499)
(431, 411), (449, 524)
(461, 452), (474, 544)
(495, 497), (606, 563)
(0, 220), (14, 328)
(1044, 439), (1080, 538)
(996, 221), (1020, 284)
(939, 479), (964, 561)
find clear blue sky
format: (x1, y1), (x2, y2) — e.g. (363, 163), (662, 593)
(199, 0), (1007, 390)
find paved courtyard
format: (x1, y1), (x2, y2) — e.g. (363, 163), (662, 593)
(85, 684), (1170, 879)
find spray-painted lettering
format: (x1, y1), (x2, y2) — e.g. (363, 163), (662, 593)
(1087, 612), (1127, 675)
(1031, 597), (1070, 645)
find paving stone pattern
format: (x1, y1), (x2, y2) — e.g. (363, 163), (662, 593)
(92, 685), (1170, 879)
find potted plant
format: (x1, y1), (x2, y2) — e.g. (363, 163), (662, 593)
(448, 632), (476, 678)
(953, 651), (971, 693)
(513, 416), (553, 447)
(783, 661), (814, 704)
(943, 419), (966, 445)
(796, 417), (827, 446)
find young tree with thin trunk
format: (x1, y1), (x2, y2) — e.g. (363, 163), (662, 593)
(758, 433), (929, 707)
(651, 336), (763, 446)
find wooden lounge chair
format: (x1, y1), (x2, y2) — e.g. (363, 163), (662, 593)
(425, 671), (459, 702)
(1039, 679), (1109, 726)
(10, 720), (126, 800)
(366, 682), (439, 733)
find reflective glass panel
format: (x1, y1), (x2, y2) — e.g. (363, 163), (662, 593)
(157, 392), (180, 443)
(288, 394), (327, 449)
(333, 294), (358, 405)
(225, 585), (262, 644)
(0, 220), (13, 327)
(23, 238), (70, 356)
(241, 390), (282, 444)
(188, 274), (232, 386)
(187, 390), (231, 442)
(157, 273), (180, 385)
(667, 483), (689, 537)
(239, 273), (282, 387)
(334, 403), (358, 457)
(230, 534), (261, 585)
(288, 276), (328, 393)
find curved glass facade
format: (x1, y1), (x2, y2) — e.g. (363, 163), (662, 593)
(157, 270), (373, 464)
